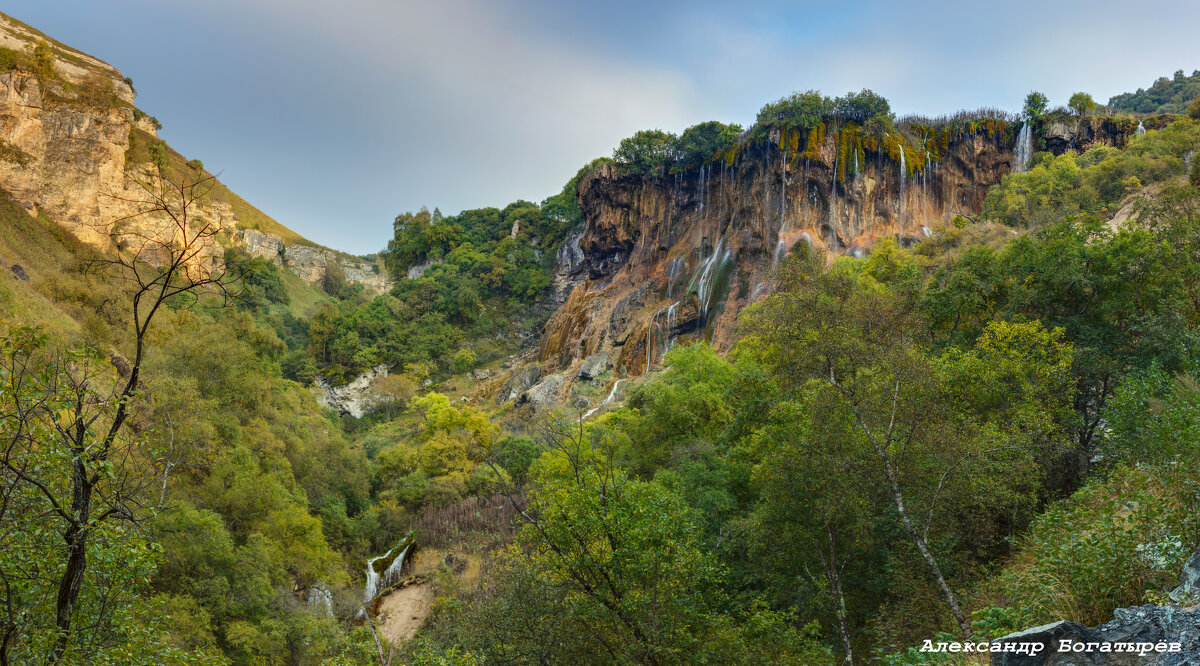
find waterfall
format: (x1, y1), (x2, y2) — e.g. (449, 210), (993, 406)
(694, 239), (727, 326)
(774, 239), (788, 265)
(359, 549), (393, 615)
(666, 257), (682, 298)
(830, 135), (838, 224)
(583, 379), (625, 420)
(780, 143), (787, 226)
(665, 301), (679, 351)
(1013, 123), (1033, 173)
(359, 537), (414, 616)
(645, 301), (682, 372)
(1136, 121), (1146, 135)
(307, 584), (333, 617)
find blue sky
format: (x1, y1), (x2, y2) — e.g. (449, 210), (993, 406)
(6, 0), (1199, 254)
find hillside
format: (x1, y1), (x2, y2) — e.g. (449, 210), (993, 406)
(3, 8), (1200, 666)
(0, 11), (388, 298)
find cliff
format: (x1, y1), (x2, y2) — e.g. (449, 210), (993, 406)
(531, 115), (1139, 392)
(0, 12), (389, 294)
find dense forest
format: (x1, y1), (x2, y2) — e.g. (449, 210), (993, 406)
(2, 22), (1200, 664)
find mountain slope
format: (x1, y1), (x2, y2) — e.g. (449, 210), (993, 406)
(0, 11), (388, 296)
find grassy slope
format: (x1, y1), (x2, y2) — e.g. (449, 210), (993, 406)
(0, 190), (86, 334)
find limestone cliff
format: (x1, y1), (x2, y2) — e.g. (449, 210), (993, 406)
(0, 12), (389, 294)
(536, 117), (1138, 384)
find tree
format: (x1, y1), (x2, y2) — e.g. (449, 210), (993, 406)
(1068, 92), (1096, 116)
(1023, 91), (1049, 122)
(0, 168), (239, 662)
(613, 129), (678, 178)
(834, 89), (892, 123)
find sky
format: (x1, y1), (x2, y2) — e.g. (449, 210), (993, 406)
(5, 0), (1199, 254)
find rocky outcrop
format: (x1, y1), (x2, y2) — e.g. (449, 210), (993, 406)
(238, 228), (390, 294)
(535, 116), (1141, 382)
(577, 352), (610, 380)
(0, 13), (387, 293)
(314, 365), (390, 417)
(993, 547), (1200, 665)
(518, 373), (565, 408)
(495, 365), (542, 404)
(1042, 116), (1136, 155)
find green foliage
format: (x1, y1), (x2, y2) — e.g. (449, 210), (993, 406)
(674, 120), (743, 169)
(188, 158), (204, 171)
(1109, 69), (1200, 114)
(983, 118), (1200, 225)
(1023, 91), (1049, 122)
(613, 128), (677, 178)
(1068, 91), (1097, 116)
(147, 138), (170, 172)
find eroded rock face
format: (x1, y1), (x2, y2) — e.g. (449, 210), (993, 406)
(0, 14), (389, 293)
(496, 365), (542, 404)
(536, 119), (1141, 381)
(519, 373), (564, 408)
(314, 365), (390, 418)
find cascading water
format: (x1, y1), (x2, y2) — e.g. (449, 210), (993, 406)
(359, 535), (415, 616)
(583, 379), (625, 419)
(693, 239), (728, 327)
(664, 301), (679, 351)
(359, 549), (393, 615)
(645, 301), (682, 372)
(1013, 123), (1033, 173)
(1136, 121), (1147, 135)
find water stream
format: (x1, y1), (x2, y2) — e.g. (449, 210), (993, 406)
(583, 379), (625, 420)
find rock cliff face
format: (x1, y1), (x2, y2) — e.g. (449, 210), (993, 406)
(533, 115), (1143, 384)
(0, 12), (389, 293)
(537, 125), (1017, 379)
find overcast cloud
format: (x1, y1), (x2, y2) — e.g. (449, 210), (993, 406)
(4, 0), (1198, 253)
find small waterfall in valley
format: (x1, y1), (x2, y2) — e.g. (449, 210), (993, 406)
(1013, 123), (1033, 173)
(1136, 120), (1147, 135)
(359, 535), (415, 616)
(583, 379), (625, 420)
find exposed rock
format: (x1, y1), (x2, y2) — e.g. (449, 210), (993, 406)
(496, 365), (542, 404)
(442, 553), (467, 574)
(519, 373), (564, 407)
(10, 264), (26, 281)
(577, 352), (611, 380)
(1171, 548), (1200, 604)
(313, 365), (390, 418)
(406, 257), (440, 279)
(535, 116), (1145, 384)
(468, 368), (493, 380)
(1043, 116), (1134, 155)
(993, 546), (1200, 665)
(0, 16), (388, 294)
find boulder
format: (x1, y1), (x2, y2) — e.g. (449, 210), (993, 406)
(577, 352), (611, 380)
(496, 365), (542, 404)
(993, 546), (1200, 665)
(1171, 549), (1200, 604)
(519, 374), (564, 407)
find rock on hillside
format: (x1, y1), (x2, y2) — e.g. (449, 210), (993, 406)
(992, 547), (1200, 665)
(0, 12), (389, 293)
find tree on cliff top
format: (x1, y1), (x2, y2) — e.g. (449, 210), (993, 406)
(613, 129), (677, 178)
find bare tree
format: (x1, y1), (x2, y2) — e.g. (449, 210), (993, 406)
(0, 167), (242, 662)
